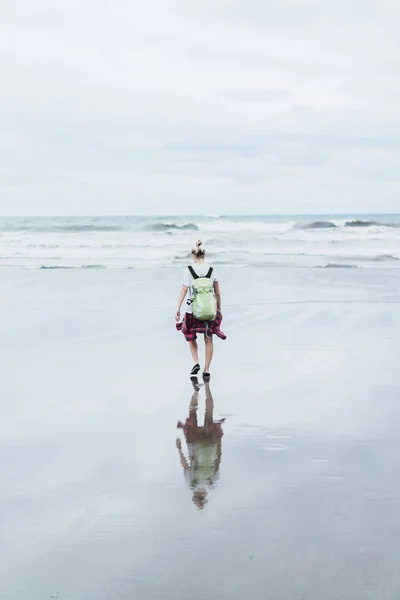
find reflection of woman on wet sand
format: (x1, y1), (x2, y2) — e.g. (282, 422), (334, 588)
(176, 380), (225, 510)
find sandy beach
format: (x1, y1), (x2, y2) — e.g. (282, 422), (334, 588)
(1, 262), (400, 599)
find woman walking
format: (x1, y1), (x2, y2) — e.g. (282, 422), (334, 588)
(176, 240), (226, 379)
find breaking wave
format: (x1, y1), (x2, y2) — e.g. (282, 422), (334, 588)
(344, 219), (400, 228)
(298, 219), (400, 230)
(147, 222), (199, 232)
(324, 263), (359, 269)
(302, 221), (337, 229)
(40, 264), (107, 270)
(0, 223), (123, 233)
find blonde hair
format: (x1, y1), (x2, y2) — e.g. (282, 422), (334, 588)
(191, 239), (205, 259)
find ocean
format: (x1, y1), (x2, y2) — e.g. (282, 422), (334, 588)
(1, 214), (400, 270)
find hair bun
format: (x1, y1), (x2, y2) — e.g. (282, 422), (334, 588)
(191, 239), (206, 259)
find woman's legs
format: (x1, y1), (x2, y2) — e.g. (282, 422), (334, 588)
(189, 340), (199, 365)
(204, 381), (214, 428)
(188, 335), (213, 372)
(204, 335), (214, 373)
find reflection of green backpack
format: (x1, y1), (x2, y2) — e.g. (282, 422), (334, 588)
(192, 439), (218, 484)
(188, 266), (217, 321)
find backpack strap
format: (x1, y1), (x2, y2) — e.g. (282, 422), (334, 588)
(188, 266), (199, 280)
(205, 267), (213, 279)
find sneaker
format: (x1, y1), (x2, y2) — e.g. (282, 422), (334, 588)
(190, 377), (200, 391)
(190, 364), (200, 377)
(202, 372), (211, 381)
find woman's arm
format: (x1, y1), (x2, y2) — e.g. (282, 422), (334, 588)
(175, 285), (188, 321)
(215, 439), (223, 472)
(176, 439), (190, 471)
(214, 281), (221, 311)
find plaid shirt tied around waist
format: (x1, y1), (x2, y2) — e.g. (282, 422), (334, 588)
(176, 310), (227, 342)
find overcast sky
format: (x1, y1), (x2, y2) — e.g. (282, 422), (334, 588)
(1, 0), (400, 215)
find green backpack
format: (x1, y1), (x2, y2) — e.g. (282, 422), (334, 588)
(188, 266), (217, 321)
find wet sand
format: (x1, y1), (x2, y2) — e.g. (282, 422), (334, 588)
(1, 266), (400, 599)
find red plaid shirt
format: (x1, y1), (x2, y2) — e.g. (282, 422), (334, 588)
(176, 311), (227, 342)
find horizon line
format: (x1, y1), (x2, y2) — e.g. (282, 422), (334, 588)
(1, 212), (400, 218)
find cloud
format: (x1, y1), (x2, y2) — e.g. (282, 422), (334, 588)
(0, 0), (400, 215)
